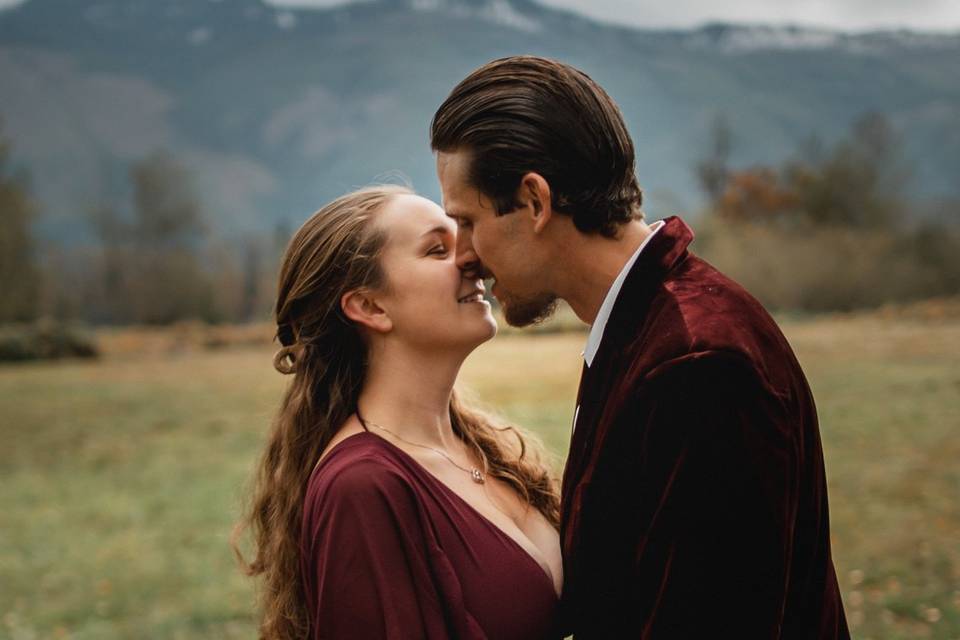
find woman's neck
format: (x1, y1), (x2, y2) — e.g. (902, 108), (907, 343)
(357, 341), (465, 450)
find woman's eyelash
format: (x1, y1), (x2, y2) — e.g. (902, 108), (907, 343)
(428, 245), (447, 255)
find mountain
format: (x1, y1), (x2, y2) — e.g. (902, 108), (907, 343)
(1, 0), (958, 242)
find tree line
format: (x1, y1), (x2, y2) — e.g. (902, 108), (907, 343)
(0, 125), (286, 325)
(692, 112), (960, 311)
(1, 112), (958, 326)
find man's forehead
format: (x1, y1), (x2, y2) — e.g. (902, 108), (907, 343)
(437, 149), (470, 177)
(437, 151), (471, 196)
(439, 185), (494, 220)
(437, 178), (470, 218)
(436, 151), (498, 217)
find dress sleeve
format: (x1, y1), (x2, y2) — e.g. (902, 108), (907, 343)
(625, 352), (797, 637)
(303, 458), (470, 640)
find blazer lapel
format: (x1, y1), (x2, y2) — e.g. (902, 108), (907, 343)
(561, 216), (696, 516)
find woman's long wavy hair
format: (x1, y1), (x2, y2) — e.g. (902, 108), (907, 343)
(232, 185), (561, 640)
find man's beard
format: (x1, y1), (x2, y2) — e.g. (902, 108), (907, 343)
(500, 291), (559, 328)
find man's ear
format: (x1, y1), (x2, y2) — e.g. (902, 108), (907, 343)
(341, 288), (393, 334)
(517, 172), (553, 234)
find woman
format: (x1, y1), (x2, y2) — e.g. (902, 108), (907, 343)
(233, 185), (563, 639)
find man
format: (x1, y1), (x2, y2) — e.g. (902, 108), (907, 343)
(432, 56), (849, 638)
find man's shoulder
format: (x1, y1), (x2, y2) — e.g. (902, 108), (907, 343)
(627, 253), (797, 384)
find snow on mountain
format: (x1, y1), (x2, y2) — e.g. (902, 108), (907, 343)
(408, 0), (540, 32)
(683, 22), (960, 54)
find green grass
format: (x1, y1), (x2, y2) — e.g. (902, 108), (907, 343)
(1, 316), (958, 639)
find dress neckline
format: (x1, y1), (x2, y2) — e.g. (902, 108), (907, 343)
(317, 431), (560, 598)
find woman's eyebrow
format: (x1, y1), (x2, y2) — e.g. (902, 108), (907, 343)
(419, 225), (453, 239)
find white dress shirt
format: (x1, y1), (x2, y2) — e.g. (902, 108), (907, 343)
(582, 220), (665, 367)
(572, 220), (664, 434)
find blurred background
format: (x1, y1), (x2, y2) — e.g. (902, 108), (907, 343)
(0, 0), (957, 638)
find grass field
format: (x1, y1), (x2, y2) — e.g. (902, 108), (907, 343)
(1, 312), (958, 639)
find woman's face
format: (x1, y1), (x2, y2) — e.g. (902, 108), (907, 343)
(373, 193), (497, 351)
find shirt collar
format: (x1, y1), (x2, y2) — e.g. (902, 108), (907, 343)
(583, 220), (665, 367)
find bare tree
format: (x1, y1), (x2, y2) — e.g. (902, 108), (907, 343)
(787, 111), (908, 228)
(0, 122), (40, 323)
(695, 113), (732, 209)
(131, 151), (205, 250)
(86, 202), (132, 323)
(127, 151), (214, 324)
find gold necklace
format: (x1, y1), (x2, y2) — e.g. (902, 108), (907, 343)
(363, 417), (486, 484)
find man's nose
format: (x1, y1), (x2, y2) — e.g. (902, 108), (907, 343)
(455, 233), (483, 279)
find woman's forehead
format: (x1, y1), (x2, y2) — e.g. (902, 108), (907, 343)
(381, 194), (454, 244)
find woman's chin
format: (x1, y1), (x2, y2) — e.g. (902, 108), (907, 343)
(467, 313), (498, 347)
(482, 315), (498, 340)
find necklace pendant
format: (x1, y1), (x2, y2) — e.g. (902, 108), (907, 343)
(470, 468), (485, 484)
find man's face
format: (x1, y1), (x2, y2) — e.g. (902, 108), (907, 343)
(436, 150), (557, 327)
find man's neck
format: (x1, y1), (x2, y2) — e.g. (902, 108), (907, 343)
(557, 220), (656, 325)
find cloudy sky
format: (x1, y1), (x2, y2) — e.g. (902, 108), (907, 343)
(1, 0), (958, 32)
(277, 0), (960, 31)
(532, 0), (960, 31)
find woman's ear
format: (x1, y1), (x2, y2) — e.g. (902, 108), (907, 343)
(341, 289), (393, 334)
(518, 172), (553, 234)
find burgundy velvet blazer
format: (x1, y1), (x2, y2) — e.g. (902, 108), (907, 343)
(559, 216), (849, 638)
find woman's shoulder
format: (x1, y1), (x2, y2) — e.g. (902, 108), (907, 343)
(306, 433), (418, 506)
(301, 434), (441, 563)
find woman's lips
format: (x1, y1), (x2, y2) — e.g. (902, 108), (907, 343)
(457, 292), (484, 304)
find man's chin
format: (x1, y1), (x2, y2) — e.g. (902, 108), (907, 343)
(501, 293), (559, 328)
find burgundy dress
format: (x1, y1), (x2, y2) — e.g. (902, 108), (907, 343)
(300, 431), (560, 639)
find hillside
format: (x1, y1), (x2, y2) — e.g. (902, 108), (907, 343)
(1, 0), (958, 242)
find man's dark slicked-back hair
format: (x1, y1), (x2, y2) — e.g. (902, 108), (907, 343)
(430, 56), (644, 237)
